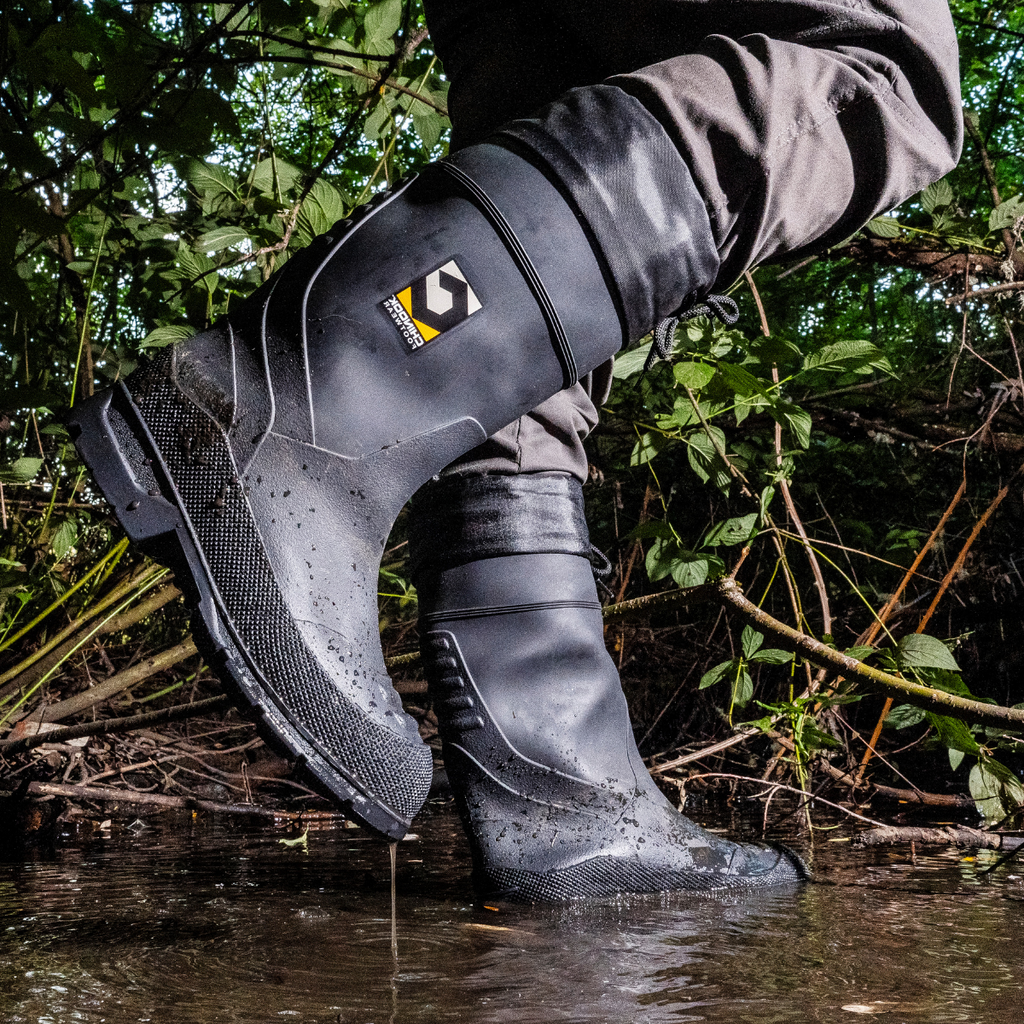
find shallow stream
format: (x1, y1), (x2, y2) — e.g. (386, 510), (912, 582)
(3, 802), (1023, 1023)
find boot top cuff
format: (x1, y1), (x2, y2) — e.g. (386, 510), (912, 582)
(494, 84), (720, 344)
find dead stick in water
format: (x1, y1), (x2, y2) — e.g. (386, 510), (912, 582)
(25, 780), (345, 823)
(854, 825), (1024, 851)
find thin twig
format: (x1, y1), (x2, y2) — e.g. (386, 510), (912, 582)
(24, 779), (339, 822)
(946, 281), (1024, 305)
(0, 694), (229, 752)
(685, 771), (885, 826)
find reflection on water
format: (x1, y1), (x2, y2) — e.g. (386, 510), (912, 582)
(2, 802), (1023, 1023)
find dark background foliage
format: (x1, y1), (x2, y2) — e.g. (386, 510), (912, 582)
(2, 0), (1023, 823)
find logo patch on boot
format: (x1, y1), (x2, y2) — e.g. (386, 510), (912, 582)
(382, 259), (482, 351)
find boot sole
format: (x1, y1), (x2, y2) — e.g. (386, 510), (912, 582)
(68, 384), (416, 839)
(478, 845), (809, 902)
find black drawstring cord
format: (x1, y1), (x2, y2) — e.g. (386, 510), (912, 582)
(639, 294), (741, 379)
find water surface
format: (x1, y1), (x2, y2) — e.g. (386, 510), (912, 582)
(3, 802), (1022, 1022)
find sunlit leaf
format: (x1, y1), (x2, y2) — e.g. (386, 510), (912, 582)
(896, 633), (960, 672)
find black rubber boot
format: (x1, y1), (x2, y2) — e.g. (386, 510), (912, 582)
(67, 85), (720, 839)
(410, 473), (807, 899)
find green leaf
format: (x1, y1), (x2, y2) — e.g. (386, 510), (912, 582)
(702, 513), (757, 548)
(920, 178), (954, 213)
(990, 194), (1024, 233)
(362, 97), (393, 141)
(363, 0), (403, 46)
(412, 107), (446, 151)
(966, 761), (1007, 823)
(732, 668), (754, 707)
(802, 340), (892, 377)
(844, 646), (877, 661)
(644, 537), (676, 582)
(773, 402), (812, 449)
(896, 633), (960, 672)
(248, 157), (302, 196)
(627, 520), (675, 541)
(716, 361), (764, 397)
(0, 457), (44, 484)
(740, 626), (763, 659)
(196, 225), (251, 253)
(926, 712), (980, 755)
(630, 431), (671, 468)
(670, 552), (724, 588)
(885, 703), (926, 730)
(686, 428), (731, 492)
(50, 518), (78, 561)
(278, 828), (309, 850)
(298, 178), (347, 237)
(673, 360), (715, 390)
(182, 160), (238, 201)
(700, 659), (735, 690)
(948, 748), (965, 772)
(646, 542), (723, 589)
(612, 341), (654, 379)
(749, 648), (794, 666)
(140, 324), (195, 349)
(865, 216), (901, 239)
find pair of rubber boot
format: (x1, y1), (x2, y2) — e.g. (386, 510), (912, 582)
(69, 84), (804, 898)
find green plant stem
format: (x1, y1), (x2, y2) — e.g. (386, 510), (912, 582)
(0, 564), (169, 691)
(33, 637), (198, 724)
(716, 577), (1024, 729)
(0, 566), (169, 729)
(0, 537), (131, 657)
(69, 214), (110, 407)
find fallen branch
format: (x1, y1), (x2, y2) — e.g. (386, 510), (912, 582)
(853, 825), (1024, 851)
(945, 281), (1024, 306)
(649, 729), (760, 773)
(766, 729), (975, 809)
(716, 577), (1024, 730)
(24, 779), (341, 823)
(685, 771), (884, 826)
(28, 637), (199, 724)
(0, 694), (229, 752)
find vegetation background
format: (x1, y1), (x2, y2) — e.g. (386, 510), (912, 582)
(2, 0), (1023, 836)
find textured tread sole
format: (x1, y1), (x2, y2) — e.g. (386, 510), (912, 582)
(478, 845), (809, 902)
(68, 385), (418, 840)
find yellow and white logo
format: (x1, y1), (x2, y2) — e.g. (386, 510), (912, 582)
(382, 259), (482, 351)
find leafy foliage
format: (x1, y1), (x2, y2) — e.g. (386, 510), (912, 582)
(3, 1), (1024, 826)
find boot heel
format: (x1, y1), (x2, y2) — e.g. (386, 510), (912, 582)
(67, 386), (182, 547)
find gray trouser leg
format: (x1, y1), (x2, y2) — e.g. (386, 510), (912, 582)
(440, 365), (613, 482)
(426, 0), (962, 478)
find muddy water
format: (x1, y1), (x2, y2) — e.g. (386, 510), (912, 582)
(2, 802), (1023, 1023)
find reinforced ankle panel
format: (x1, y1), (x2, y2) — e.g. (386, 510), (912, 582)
(409, 472), (591, 578)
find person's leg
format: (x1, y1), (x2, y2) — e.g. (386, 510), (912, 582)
(410, 473), (807, 899)
(426, 0), (962, 476)
(410, 0), (962, 897)
(430, 0), (962, 283)
(68, 58), (718, 841)
(68, 0), (961, 853)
